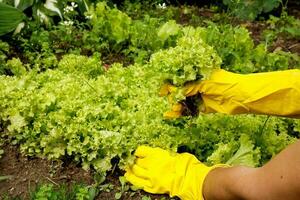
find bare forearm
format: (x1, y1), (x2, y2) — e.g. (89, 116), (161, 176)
(203, 140), (300, 200)
(203, 166), (257, 200)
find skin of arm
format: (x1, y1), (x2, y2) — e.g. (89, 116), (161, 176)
(203, 139), (300, 200)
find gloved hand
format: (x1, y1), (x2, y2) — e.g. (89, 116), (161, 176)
(162, 69), (300, 118)
(160, 82), (200, 118)
(125, 146), (227, 200)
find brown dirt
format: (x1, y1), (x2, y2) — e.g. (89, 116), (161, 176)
(0, 144), (175, 200)
(176, 6), (216, 25)
(243, 3), (300, 55)
(241, 22), (267, 45)
(242, 22), (300, 56)
(246, 23), (300, 55)
(288, 0), (300, 19)
(270, 34), (300, 54)
(0, 144), (93, 199)
(97, 175), (175, 200)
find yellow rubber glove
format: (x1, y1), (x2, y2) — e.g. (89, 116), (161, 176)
(200, 69), (300, 118)
(162, 69), (300, 118)
(159, 83), (184, 119)
(125, 146), (227, 200)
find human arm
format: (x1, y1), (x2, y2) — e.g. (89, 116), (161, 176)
(163, 69), (300, 118)
(203, 139), (300, 200)
(125, 140), (300, 200)
(124, 146), (228, 200)
(125, 69), (300, 199)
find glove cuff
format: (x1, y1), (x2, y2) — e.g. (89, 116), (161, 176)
(198, 164), (230, 200)
(174, 163), (229, 200)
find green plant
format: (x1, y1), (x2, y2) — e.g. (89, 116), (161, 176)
(150, 29), (221, 86)
(0, 2), (26, 36)
(14, 26), (54, 69)
(2, 2), (182, 70)
(207, 134), (261, 167)
(125, 18), (180, 64)
(0, 0), (62, 36)
(0, 0), (89, 36)
(5, 58), (27, 76)
(186, 114), (296, 165)
(263, 13), (300, 44)
(0, 40), (10, 75)
(0, 3), (300, 183)
(187, 23), (300, 73)
(0, 30), (299, 176)
(86, 2), (181, 64)
(114, 176), (130, 200)
(222, 0), (282, 20)
(58, 54), (104, 78)
(0, 176), (12, 181)
(88, 2), (132, 47)
(30, 183), (97, 200)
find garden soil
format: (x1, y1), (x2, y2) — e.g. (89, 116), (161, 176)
(0, 144), (174, 200)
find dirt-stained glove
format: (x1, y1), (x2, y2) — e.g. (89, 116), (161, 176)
(161, 69), (300, 118)
(125, 146), (227, 200)
(159, 83), (184, 118)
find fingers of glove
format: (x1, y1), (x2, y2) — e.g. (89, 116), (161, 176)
(125, 171), (168, 195)
(172, 103), (183, 112)
(167, 95), (173, 104)
(176, 153), (201, 165)
(131, 164), (149, 180)
(135, 145), (155, 158)
(163, 104), (183, 119)
(197, 80), (220, 94)
(135, 158), (150, 169)
(184, 83), (195, 95)
(125, 170), (152, 189)
(189, 83), (202, 96)
(163, 110), (182, 119)
(184, 82), (201, 96)
(160, 84), (170, 96)
(143, 186), (166, 195)
(159, 83), (177, 96)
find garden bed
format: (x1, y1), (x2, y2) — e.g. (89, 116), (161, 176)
(0, 1), (300, 199)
